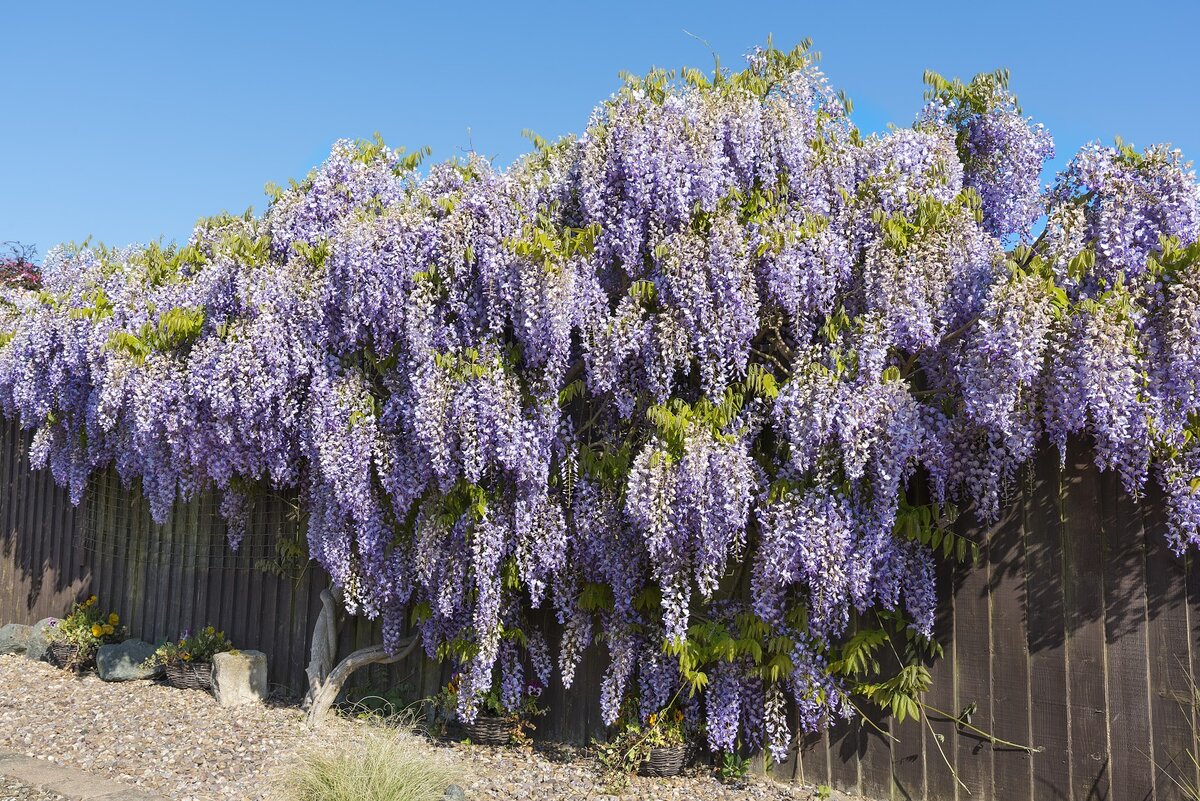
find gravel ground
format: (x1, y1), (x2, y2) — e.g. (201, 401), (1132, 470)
(442, 741), (842, 800)
(0, 776), (67, 801)
(0, 654), (856, 801)
(0, 654), (308, 801)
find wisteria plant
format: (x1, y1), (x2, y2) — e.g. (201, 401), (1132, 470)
(1, 40), (1198, 771)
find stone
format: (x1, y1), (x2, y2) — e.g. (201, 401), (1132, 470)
(96, 639), (160, 681)
(212, 649), (268, 707)
(26, 618), (58, 662)
(0, 624), (33, 655)
(444, 785), (467, 801)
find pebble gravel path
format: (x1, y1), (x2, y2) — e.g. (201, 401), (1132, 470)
(442, 741), (850, 801)
(0, 655), (308, 801)
(0, 654), (861, 801)
(0, 776), (67, 801)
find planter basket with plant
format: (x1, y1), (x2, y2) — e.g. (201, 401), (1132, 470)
(436, 665), (545, 747)
(462, 714), (518, 745)
(164, 660), (215, 691)
(639, 742), (689, 777)
(145, 626), (234, 692)
(598, 702), (692, 783)
(44, 596), (124, 673)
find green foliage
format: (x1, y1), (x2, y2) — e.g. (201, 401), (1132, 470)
(435, 479), (489, 526)
(663, 609), (804, 695)
(576, 441), (634, 487)
(505, 203), (601, 272)
(923, 67), (1015, 116)
(254, 497), (311, 582)
(717, 750), (752, 783)
(873, 190), (984, 254)
(68, 287), (114, 321)
(645, 366), (780, 457)
(128, 241), (210, 287)
(293, 239), (332, 271)
(858, 663), (933, 723)
(106, 306), (206, 364)
(1148, 234), (1200, 282)
(894, 497), (975, 562)
(223, 232), (272, 267)
(825, 612), (943, 726)
(618, 36), (818, 104)
(578, 581), (616, 612)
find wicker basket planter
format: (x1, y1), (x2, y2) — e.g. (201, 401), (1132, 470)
(638, 744), (688, 777)
(164, 661), (214, 692)
(462, 715), (517, 746)
(46, 642), (94, 673)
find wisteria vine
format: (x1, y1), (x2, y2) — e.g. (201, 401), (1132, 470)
(2, 43), (1199, 763)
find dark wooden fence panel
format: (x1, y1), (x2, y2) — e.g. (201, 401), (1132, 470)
(0, 421), (424, 695)
(787, 440), (1200, 800)
(4, 419), (1200, 799)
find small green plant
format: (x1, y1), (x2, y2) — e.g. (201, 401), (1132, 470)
(816, 784), (833, 800)
(46, 595), (125, 663)
(144, 625), (234, 668)
(717, 750), (751, 783)
(280, 727), (457, 801)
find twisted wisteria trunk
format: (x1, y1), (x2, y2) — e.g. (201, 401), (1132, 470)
(306, 636), (422, 725)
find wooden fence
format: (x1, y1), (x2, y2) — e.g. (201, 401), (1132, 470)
(2, 420), (1198, 800)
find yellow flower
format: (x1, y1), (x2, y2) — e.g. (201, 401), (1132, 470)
(181, 653), (191, 662)
(649, 713), (658, 726)
(205, 626), (215, 636)
(108, 613), (119, 625)
(673, 709), (684, 723)
(87, 595), (97, 606)
(90, 624), (103, 638)
(102, 624), (114, 636)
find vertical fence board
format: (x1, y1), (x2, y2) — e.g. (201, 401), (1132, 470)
(953, 534), (994, 799)
(1026, 448), (1072, 801)
(1143, 485), (1194, 801)
(1061, 446), (1111, 800)
(988, 499), (1033, 801)
(1102, 475), (1155, 801)
(924, 555), (960, 801)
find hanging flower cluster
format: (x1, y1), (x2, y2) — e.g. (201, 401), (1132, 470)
(2, 42), (1199, 760)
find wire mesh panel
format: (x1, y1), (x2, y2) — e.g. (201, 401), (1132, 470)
(75, 469), (317, 689)
(80, 470), (287, 571)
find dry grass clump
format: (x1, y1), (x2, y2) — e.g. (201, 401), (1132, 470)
(278, 715), (458, 801)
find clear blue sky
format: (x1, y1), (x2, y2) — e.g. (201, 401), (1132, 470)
(3, 0), (1199, 260)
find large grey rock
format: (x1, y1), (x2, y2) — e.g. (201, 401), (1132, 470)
(0, 623), (33, 655)
(212, 649), (268, 706)
(96, 639), (160, 681)
(26, 617), (58, 662)
(444, 785), (467, 801)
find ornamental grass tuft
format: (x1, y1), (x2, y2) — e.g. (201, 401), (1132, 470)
(278, 727), (458, 801)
